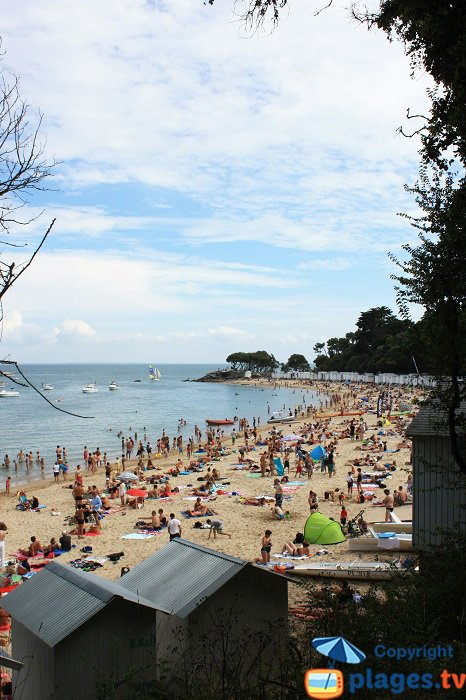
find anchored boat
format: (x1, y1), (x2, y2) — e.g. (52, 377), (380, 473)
(205, 419), (235, 426)
(149, 365), (161, 381)
(82, 383), (98, 394)
(0, 389), (19, 398)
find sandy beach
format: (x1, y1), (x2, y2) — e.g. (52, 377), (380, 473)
(0, 381), (418, 584)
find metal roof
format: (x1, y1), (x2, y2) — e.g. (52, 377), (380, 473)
(1, 561), (167, 647)
(406, 402), (466, 437)
(120, 539), (249, 618)
(0, 651), (23, 672)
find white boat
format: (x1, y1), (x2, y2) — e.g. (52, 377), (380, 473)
(348, 533), (412, 552)
(370, 522), (413, 535)
(267, 412), (295, 424)
(108, 381), (120, 390)
(82, 383), (98, 394)
(149, 365), (161, 381)
(0, 389), (19, 398)
(292, 560), (403, 581)
(42, 383), (54, 391)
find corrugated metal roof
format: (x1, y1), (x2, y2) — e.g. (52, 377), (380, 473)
(0, 651), (23, 672)
(406, 402), (466, 437)
(120, 539), (248, 618)
(1, 561), (167, 647)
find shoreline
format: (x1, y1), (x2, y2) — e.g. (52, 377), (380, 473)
(1, 380), (329, 489)
(0, 380), (421, 584)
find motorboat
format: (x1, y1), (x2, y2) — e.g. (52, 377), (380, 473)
(108, 381), (120, 390)
(42, 383), (53, 391)
(82, 384), (98, 394)
(0, 389), (19, 397)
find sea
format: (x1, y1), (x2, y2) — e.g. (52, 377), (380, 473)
(0, 364), (323, 486)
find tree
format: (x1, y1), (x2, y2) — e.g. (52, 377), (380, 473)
(390, 168), (466, 474)
(281, 353), (310, 372)
(0, 40), (56, 328)
(226, 350), (279, 374)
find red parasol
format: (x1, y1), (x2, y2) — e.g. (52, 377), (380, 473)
(126, 488), (148, 498)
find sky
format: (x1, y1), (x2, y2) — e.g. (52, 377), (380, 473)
(0, 0), (430, 364)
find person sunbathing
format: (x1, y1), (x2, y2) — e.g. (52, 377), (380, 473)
(187, 498), (216, 516)
(138, 510), (162, 530)
(147, 485), (160, 498)
(44, 537), (58, 555)
(282, 533), (310, 557)
(240, 496), (268, 506)
(160, 481), (172, 497)
(19, 536), (43, 557)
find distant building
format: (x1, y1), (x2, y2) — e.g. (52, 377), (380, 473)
(407, 403), (466, 548)
(3, 539), (289, 699)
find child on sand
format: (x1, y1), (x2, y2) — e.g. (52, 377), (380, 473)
(259, 530), (272, 564)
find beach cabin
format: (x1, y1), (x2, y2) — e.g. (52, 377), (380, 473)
(2, 539), (288, 699)
(407, 404), (466, 548)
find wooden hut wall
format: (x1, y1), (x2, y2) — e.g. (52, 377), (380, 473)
(413, 435), (466, 547)
(11, 620), (55, 700)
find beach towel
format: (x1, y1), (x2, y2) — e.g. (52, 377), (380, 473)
(120, 533), (155, 540)
(247, 473), (262, 478)
(85, 530), (102, 536)
(273, 457), (284, 476)
(183, 496), (212, 501)
(273, 553), (308, 560)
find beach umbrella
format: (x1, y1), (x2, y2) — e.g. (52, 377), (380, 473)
(117, 472), (138, 482)
(312, 636), (366, 665)
(281, 434), (302, 442)
(311, 445), (324, 461)
(126, 488), (148, 498)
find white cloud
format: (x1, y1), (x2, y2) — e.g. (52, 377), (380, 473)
(0, 1), (429, 206)
(58, 319), (96, 340)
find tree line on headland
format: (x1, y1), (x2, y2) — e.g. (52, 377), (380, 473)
(227, 305), (466, 376)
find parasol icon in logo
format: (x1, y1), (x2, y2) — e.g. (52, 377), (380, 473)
(305, 637), (366, 699)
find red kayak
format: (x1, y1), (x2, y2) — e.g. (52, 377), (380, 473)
(205, 419), (235, 426)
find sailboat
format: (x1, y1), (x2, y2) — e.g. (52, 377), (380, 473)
(149, 365), (161, 381)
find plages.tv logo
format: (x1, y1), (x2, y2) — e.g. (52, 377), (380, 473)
(305, 636), (365, 699)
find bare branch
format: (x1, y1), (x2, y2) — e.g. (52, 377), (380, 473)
(314, 0), (333, 17)
(1, 360), (95, 419)
(0, 218), (55, 303)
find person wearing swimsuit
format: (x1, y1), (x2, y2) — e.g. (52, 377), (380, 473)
(260, 530), (273, 564)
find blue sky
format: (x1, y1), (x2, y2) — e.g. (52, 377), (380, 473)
(0, 0), (429, 364)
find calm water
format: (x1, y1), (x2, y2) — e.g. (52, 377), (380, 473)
(0, 364), (321, 485)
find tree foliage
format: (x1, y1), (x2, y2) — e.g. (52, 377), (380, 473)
(226, 350), (280, 373)
(281, 353), (310, 372)
(313, 306), (420, 374)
